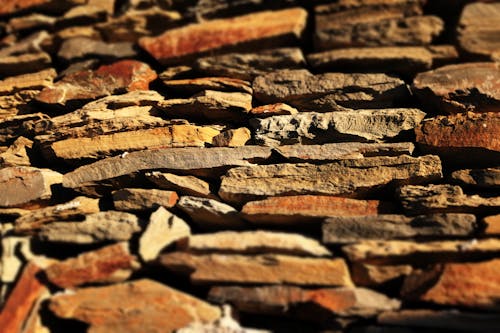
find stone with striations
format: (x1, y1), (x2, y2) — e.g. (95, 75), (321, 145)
(145, 172), (216, 199)
(112, 188), (179, 212)
(0, 113), (50, 145)
(0, 136), (33, 167)
(162, 77), (252, 94)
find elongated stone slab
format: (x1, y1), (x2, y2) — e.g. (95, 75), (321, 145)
(58, 37), (137, 62)
(139, 8), (307, 65)
(112, 188), (178, 212)
(209, 286), (400, 318)
(351, 263), (412, 287)
(253, 69), (409, 111)
(323, 214), (477, 244)
(49, 279), (221, 333)
(252, 109), (424, 146)
(219, 155), (442, 204)
(160, 252), (353, 286)
(163, 77), (252, 94)
(0, 136), (33, 167)
(0, 52), (51, 78)
(62, 146), (272, 193)
(0, 113), (49, 145)
(145, 172), (215, 199)
(451, 168), (500, 190)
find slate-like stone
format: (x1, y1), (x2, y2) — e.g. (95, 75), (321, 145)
(241, 196), (384, 225)
(323, 214), (477, 244)
(401, 259), (500, 310)
(212, 127), (251, 147)
(0, 52), (51, 78)
(253, 69), (410, 111)
(57, 37), (137, 62)
(0, 113), (50, 145)
(209, 286), (400, 319)
(145, 172), (216, 199)
(249, 103), (298, 118)
(139, 8), (307, 65)
(415, 112), (500, 167)
(186, 0), (298, 20)
(0, 136), (33, 167)
(112, 188), (179, 212)
(49, 279), (221, 333)
(160, 252), (353, 286)
(219, 155), (442, 204)
(195, 47), (306, 81)
(412, 62), (500, 114)
(0, 0), (83, 16)
(251, 109), (425, 146)
(36, 60), (157, 107)
(397, 184), (500, 215)
(6, 13), (55, 33)
(351, 263), (412, 287)
(451, 168), (500, 190)
(44, 242), (139, 289)
(163, 77), (252, 94)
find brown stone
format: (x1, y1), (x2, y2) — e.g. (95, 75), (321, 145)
(401, 259), (500, 310)
(412, 62), (500, 114)
(49, 279), (221, 333)
(57, 37), (137, 62)
(36, 60), (157, 107)
(145, 172), (215, 199)
(415, 112), (500, 167)
(451, 168), (500, 190)
(249, 103), (298, 118)
(351, 263), (412, 287)
(0, 0), (84, 16)
(0, 113), (50, 144)
(112, 188), (178, 212)
(241, 196), (383, 225)
(160, 252), (353, 286)
(139, 8), (307, 65)
(44, 243), (139, 289)
(0, 68), (56, 94)
(484, 214), (500, 235)
(212, 127), (251, 147)
(163, 77), (252, 94)
(0, 136), (33, 166)
(219, 155), (442, 204)
(0, 167), (62, 208)
(0, 52), (51, 78)
(209, 286), (400, 319)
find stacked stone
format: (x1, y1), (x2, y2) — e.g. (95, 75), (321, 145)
(0, 0), (499, 332)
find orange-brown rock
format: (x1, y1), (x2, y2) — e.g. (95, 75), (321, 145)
(484, 214), (500, 235)
(241, 195), (383, 225)
(160, 252), (353, 286)
(139, 8), (307, 65)
(145, 172), (216, 199)
(36, 60), (157, 107)
(249, 103), (298, 118)
(351, 263), (412, 287)
(401, 259), (500, 310)
(416, 112), (500, 166)
(48, 279), (221, 333)
(44, 242), (139, 289)
(112, 188), (179, 212)
(212, 127), (251, 147)
(163, 77), (252, 94)
(0, 0), (51, 16)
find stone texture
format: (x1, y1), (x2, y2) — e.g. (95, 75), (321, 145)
(14, 196), (100, 234)
(183, 231), (331, 257)
(351, 263), (412, 287)
(186, 0), (297, 20)
(145, 172), (215, 199)
(397, 184), (500, 215)
(415, 112), (500, 166)
(0, 167), (62, 208)
(241, 196), (384, 225)
(0, 136), (33, 166)
(458, 2), (500, 60)
(160, 252), (353, 286)
(57, 37), (137, 62)
(209, 285), (399, 319)
(49, 279), (221, 333)
(44, 242), (139, 289)
(195, 47), (306, 81)
(0, 52), (51, 78)
(112, 188), (179, 212)
(484, 214), (500, 235)
(412, 62), (500, 114)
(253, 69), (409, 111)
(158, 90), (252, 122)
(37, 211), (142, 244)
(212, 127), (251, 147)
(0, 0), (84, 16)
(451, 168), (500, 189)
(163, 77), (252, 94)
(323, 214), (477, 244)
(401, 259), (500, 310)
(35, 60), (157, 107)
(62, 146), (272, 193)
(249, 103), (298, 118)
(219, 155), (442, 204)
(0, 236), (32, 287)
(342, 239), (500, 264)
(0, 113), (50, 145)
(177, 196), (246, 230)
(139, 8), (307, 65)
(139, 207), (191, 262)
(251, 109), (425, 146)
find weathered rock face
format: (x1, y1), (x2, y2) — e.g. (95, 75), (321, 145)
(139, 8), (307, 64)
(451, 168), (500, 190)
(162, 77), (252, 94)
(146, 172), (215, 198)
(253, 70), (410, 111)
(412, 62), (500, 114)
(112, 188), (179, 212)
(57, 37), (137, 62)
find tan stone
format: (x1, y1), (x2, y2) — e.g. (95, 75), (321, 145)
(484, 214), (500, 235)
(145, 172), (215, 199)
(139, 8), (307, 65)
(49, 279), (221, 333)
(0, 52), (51, 77)
(212, 127), (251, 147)
(163, 77), (252, 94)
(249, 103), (298, 118)
(112, 188), (178, 212)
(451, 168), (500, 190)
(0, 113), (50, 145)
(160, 252), (353, 286)
(0, 136), (33, 167)
(351, 263), (412, 287)
(44, 243), (139, 289)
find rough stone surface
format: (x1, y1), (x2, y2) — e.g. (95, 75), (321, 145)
(139, 8), (307, 65)
(0, 136), (33, 166)
(0, 113), (50, 145)
(397, 184), (500, 215)
(253, 70), (410, 111)
(401, 259), (500, 310)
(241, 196), (384, 225)
(160, 252), (353, 286)
(57, 37), (137, 62)
(145, 172), (215, 199)
(323, 214), (477, 244)
(219, 155), (442, 203)
(252, 109), (425, 146)
(451, 168), (500, 190)
(412, 62), (500, 114)
(212, 127), (251, 147)
(0, 52), (51, 78)
(139, 207), (191, 262)
(44, 243), (139, 288)
(484, 214), (500, 235)
(163, 77), (252, 94)
(351, 263), (412, 287)
(112, 188), (179, 212)
(249, 103), (298, 118)
(49, 279), (221, 333)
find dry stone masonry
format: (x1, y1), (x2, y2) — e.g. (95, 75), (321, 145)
(0, 0), (499, 332)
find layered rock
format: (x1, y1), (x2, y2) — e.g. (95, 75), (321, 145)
(112, 188), (179, 212)
(451, 168), (500, 190)
(145, 172), (215, 198)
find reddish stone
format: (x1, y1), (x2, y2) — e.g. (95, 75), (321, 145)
(0, 0), (50, 16)
(36, 60), (157, 106)
(139, 8), (307, 65)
